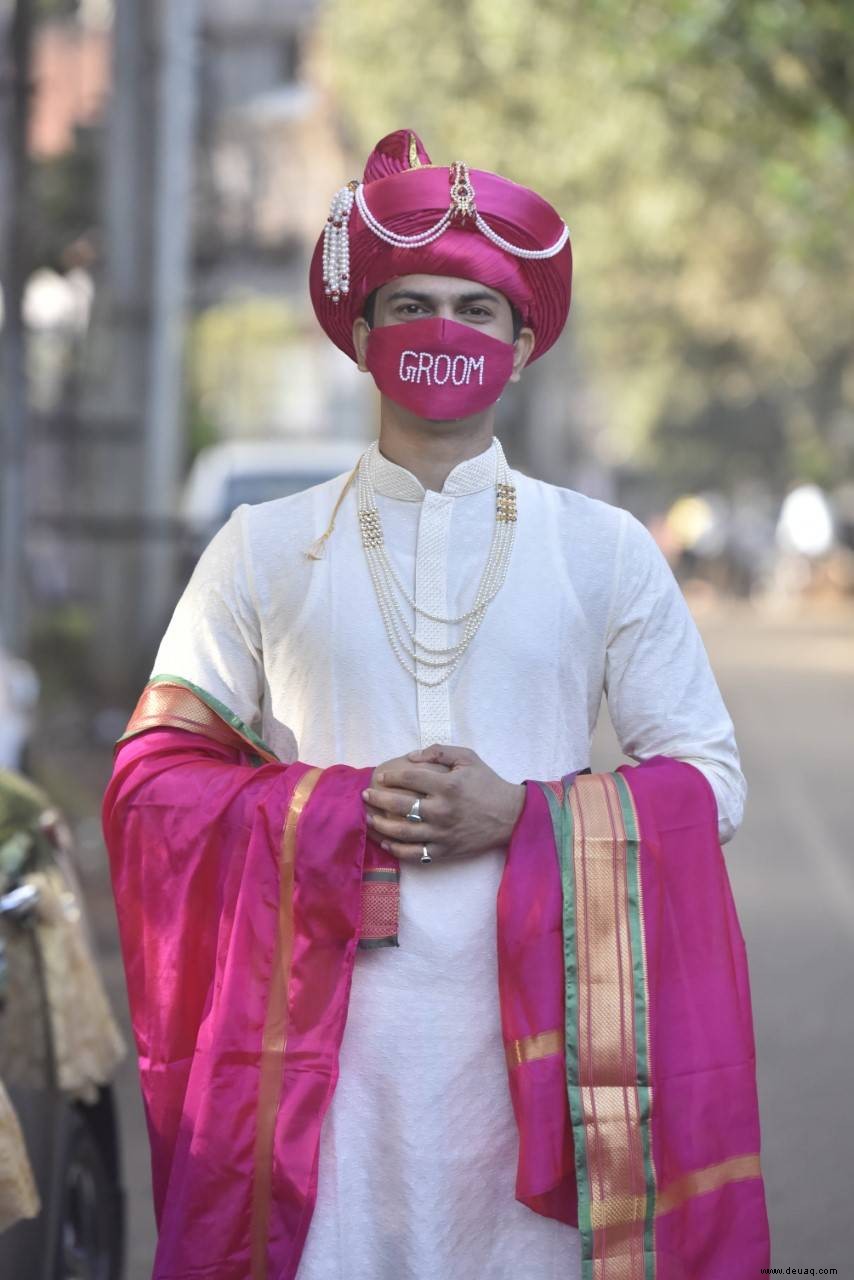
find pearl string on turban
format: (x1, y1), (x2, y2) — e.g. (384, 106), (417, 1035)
(309, 129), (573, 363)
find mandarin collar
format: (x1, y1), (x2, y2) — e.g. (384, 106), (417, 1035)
(368, 437), (498, 501)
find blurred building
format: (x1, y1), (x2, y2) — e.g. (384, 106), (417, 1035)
(193, 0), (369, 439)
(19, 0), (372, 697)
(29, 14), (110, 158)
(11, 0), (613, 700)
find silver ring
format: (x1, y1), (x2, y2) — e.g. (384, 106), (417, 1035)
(420, 845), (432, 864)
(405, 797), (423, 823)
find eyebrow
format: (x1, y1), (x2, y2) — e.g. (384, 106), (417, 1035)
(384, 288), (502, 306)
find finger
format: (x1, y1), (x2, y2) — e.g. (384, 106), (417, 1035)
(376, 761), (448, 786)
(379, 763), (453, 793)
(380, 838), (443, 863)
(362, 787), (431, 817)
(367, 809), (439, 843)
(407, 744), (470, 766)
(406, 745), (442, 762)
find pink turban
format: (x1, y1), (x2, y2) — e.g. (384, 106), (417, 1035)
(309, 129), (572, 364)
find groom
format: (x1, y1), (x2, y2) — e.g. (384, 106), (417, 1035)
(103, 127), (765, 1280)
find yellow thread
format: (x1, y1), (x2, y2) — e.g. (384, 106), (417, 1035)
(304, 458), (363, 560)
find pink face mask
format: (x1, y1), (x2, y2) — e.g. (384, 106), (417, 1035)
(364, 317), (516, 420)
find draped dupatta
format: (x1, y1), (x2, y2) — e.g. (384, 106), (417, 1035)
(498, 755), (770, 1279)
(102, 677), (399, 1279)
(104, 680), (768, 1279)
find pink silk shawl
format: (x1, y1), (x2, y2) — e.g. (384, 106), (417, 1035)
(102, 724), (395, 1280)
(104, 692), (768, 1279)
(498, 753), (770, 1279)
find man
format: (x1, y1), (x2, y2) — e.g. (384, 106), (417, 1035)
(103, 129), (767, 1279)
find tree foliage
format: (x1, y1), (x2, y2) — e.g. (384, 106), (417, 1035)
(313, 0), (854, 491)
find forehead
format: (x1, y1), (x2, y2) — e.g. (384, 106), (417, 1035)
(376, 274), (509, 305)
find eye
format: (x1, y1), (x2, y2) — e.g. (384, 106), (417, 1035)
(462, 306), (493, 320)
(394, 302), (427, 317)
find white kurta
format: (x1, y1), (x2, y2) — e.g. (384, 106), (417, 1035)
(151, 437), (746, 1280)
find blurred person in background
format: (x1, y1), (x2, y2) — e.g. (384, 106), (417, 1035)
(769, 482), (838, 602)
(103, 130), (768, 1279)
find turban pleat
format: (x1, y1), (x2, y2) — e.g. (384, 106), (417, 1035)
(310, 130), (572, 362)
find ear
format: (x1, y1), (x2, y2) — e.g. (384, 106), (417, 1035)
(510, 327), (535, 382)
(352, 316), (371, 372)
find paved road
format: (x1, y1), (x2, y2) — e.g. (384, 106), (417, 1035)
(701, 603), (852, 1273)
(75, 600), (852, 1277)
(593, 599), (853, 1274)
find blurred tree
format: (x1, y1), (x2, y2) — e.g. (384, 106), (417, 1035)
(313, 0), (854, 492)
(34, 0), (81, 17)
(189, 296), (301, 443)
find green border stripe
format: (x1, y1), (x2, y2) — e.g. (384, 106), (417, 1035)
(117, 673), (278, 763)
(535, 779), (594, 1276)
(614, 771), (657, 1278)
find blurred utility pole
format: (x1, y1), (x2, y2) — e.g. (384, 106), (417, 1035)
(90, 0), (153, 695)
(140, 0), (200, 644)
(89, 0), (199, 695)
(79, 0), (152, 697)
(0, 0), (32, 655)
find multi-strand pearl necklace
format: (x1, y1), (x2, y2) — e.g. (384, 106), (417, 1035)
(321, 162), (570, 303)
(356, 439), (517, 688)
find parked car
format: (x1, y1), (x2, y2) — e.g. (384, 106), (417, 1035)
(180, 437), (367, 562)
(0, 769), (125, 1279)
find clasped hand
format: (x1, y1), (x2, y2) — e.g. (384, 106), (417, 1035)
(361, 743), (526, 865)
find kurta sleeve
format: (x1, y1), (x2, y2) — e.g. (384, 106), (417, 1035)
(603, 508), (747, 844)
(150, 504), (267, 740)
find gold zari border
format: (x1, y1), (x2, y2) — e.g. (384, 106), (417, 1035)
(655, 1153), (762, 1218)
(590, 1152), (763, 1228)
(505, 1028), (563, 1071)
(121, 681), (278, 762)
(571, 773), (649, 1280)
(250, 766), (323, 1280)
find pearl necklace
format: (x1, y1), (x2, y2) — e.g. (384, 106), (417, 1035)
(357, 440), (517, 687)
